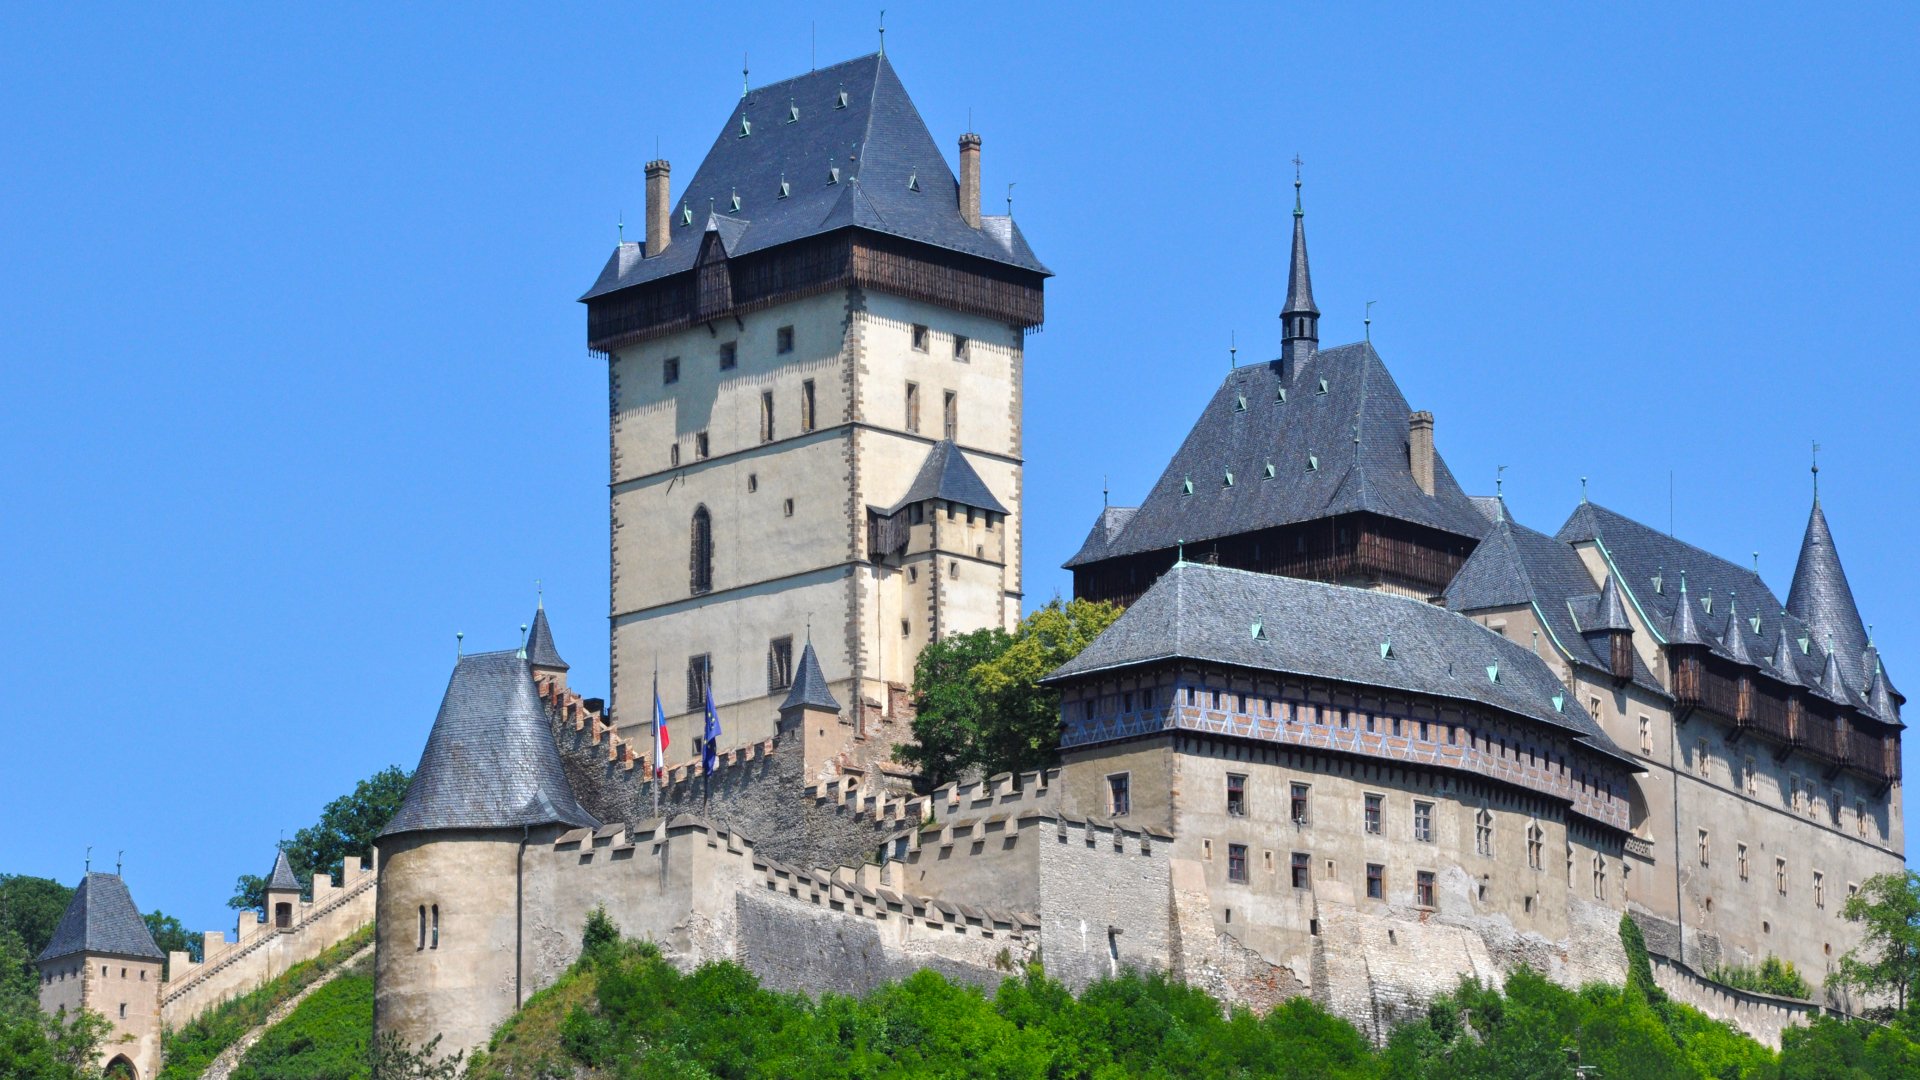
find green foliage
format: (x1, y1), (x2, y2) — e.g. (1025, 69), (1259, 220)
(229, 958), (373, 1080)
(1711, 956), (1813, 1000)
(1833, 869), (1920, 1016)
(1755, 1012), (1920, 1079)
(0, 1006), (112, 1080)
(365, 1031), (462, 1080)
(144, 911), (203, 980)
(159, 922), (373, 1080)
(900, 598), (1123, 786)
(582, 906), (621, 963)
(229, 767), (411, 911)
(0, 876), (76, 966)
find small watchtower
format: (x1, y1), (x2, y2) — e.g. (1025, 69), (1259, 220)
(778, 639), (845, 781)
(264, 850), (302, 930)
(36, 871), (165, 1080)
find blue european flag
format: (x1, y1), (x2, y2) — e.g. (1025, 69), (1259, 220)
(702, 683), (721, 775)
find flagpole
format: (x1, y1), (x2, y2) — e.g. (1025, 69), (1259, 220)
(651, 659), (660, 819)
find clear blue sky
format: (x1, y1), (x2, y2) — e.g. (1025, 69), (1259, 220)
(3, 4), (1915, 933)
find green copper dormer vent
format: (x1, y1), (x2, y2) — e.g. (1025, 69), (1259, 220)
(1652, 568), (1664, 595)
(1234, 394), (1247, 412)
(1701, 593), (1714, 616)
(1251, 615), (1267, 641)
(1316, 378), (1329, 395)
(1552, 692), (1565, 713)
(1486, 662), (1500, 684)
(907, 169), (920, 192)
(1182, 478), (1193, 496)
(1263, 462), (1275, 480)
(682, 202), (693, 226)
(1223, 470), (1234, 487)
(778, 175), (790, 199)
(828, 166), (840, 185)
(739, 116), (752, 138)
(1750, 614), (1763, 635)
(1380, 639), (1394, 660)
(1275, 387), (1287, 404)
(1307, 454), (1319, 472)
(1799, 634), (1810, 654)
(836, 86), (849, 108)
(729, 189), (741, 212)
(787, 99), (800, 123)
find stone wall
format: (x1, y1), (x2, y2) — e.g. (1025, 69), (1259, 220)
(1648, 953), (1827, 1050)
(161, 856), (377, 1027)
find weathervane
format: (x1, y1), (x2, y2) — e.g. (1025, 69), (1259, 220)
(878, 9), (886, 55)
(1365, 300), (1376, 342)
(1229, 330), (1237, 369)
(1811, 440), (1821, 501)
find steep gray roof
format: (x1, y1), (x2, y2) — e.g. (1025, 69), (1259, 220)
(1051, 561), (1634, 766)
(1717, 600), (1753, 665)
(526, 604), (568, 672)
(1445, 517), (1660, 693)
(1065, 506), (1139, 567)
(1069, 343), (1489, 567)
(1282, 192), (1317, 318)
(1786, 501), (1871, 694)
(779, 640), (840, 712)
(1594, 576), (1632, 632)
(1669, 575), (1706, 646)
(381, 650), (598, 839)
(36, 874), (163, 964)
(890, 440), (1006, 514)
(580, 53), (1047, 303)
(266, 850), (300, 892)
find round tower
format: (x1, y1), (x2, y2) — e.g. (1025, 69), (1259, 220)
(373, 648), (598, 1061)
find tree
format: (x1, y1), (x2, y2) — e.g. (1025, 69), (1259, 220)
(1832, 869), (1920, 1016)
(0, 1006), (110, 1080)
(0, 877), (76, 966)
(142, 912), (202, 980)
(900, 599), (1122, 786)
(228, 767), (411, 911)
(366, 1031), (462, 1080)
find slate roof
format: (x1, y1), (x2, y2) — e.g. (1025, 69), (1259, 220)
(36, 873), (163, 964)
(381, 650), (599, 838)
(779, 640), (840, 713)
(580, 53), (1047, 303)
(1066, 506), (1139, 567)
(1049, 561), (1634, 766)
(266, 850), (300, 892)
(1444, 517), (1662, 693)
(1282, 195), (1317, 317)
(1067, 343), (1489, 568)
(1786, 501), (1872, 694)
(890, 440), (1006, 515)
(526, 604), (568, 671)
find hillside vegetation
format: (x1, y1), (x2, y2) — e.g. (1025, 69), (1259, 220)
(158, 923), (373, 1080)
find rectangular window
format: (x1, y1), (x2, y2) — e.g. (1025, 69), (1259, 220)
(1475, 807), (1493, 856)
(943, 390), (958, 441)
(1364, 793), (1382, 835)
(1589, 696), (1602, 720)
(664, 356), (680, 384)
(1776, 857), (1788, 895)
(760, 391), (775, 442)
(1593, 855), (1607, 900)
(801, 379), (816, 432)
(776, 325), (794, 354)
(1226, 774), (1246, 817)
(767, 636), (794, 692)
(719, 341), (737, 370)
(1108, 774), (1130, 817)
(1696, 738), (1711, 779)
(686, 653), (713, 712)
(1527, 823), (1544, 870)
(1814, 871), (1825, 909)
(1290, 851), (1310, 889)
(1788, 774), (1801, 811)
(670, 443), (681, 467)
(1366, 863), (1385, 900)
(1639, 716), (1652, 755)
(695, 431), (710, 459)
(1227, 844), (1248, 883)
(1830, 788), (1843, 825)
(1857, 799), (1869, 837)
(953, 334), (970, 362)
(1738, 843), (1749, 881)
(783, 498), (795, 518)
(1290, 783), (1310, 826)
(1413, 800), (1434, 842)
(1698, 829), (1710, 866)
(1745, 757), (1757, 796)
(1416, 870), (1436, 908)
(1202, 839), (1212, 861)
(905, 382), (920, 434)
(911, 323), (929, 352)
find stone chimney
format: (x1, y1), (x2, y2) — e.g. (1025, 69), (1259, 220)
(1409, 411), (1435, 496)
(645, 159), (671, 256)
(958, 133), (982, 229)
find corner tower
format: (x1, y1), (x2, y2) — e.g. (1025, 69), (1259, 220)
(580, 53), (1049, 757)
(36, 872), (165, 1079)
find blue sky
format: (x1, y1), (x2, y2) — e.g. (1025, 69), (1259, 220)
(2, 3), (1915, 933)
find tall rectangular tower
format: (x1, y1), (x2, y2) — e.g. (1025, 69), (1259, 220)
(581, 54), (1048, 758)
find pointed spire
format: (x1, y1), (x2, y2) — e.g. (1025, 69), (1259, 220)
(1865, 647), (1899, 722)
(1718, 594), (1751, 665)
(526, 604), (569, 672)
(1280, 156), (1318, 370)
(1786, 496), (1870, 690)
(267, 849), (300, 893)
(1769, 620), (1802, 686)
(1594, 575), (1632, 632)
(1668, 571), (1705, 645)
(779, 640), (840, 713)
(1819, 637), (1847, 700)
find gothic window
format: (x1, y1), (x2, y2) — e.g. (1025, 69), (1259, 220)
(1527, 822), (1544, 870)
(801, 379), (816, 432)
(767, 636), (794, 692)
(690, 506), (713, 595)
(686, 653), (713, 712)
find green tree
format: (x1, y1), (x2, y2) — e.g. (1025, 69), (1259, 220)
(142, 911), (202, 980)
(0, 877), (76, 966)
(901, 598), (1122, 785)
(0, 1006), (111, 1080)
(229, 767), (411, 911)
(1832, 870), (1920, 1016)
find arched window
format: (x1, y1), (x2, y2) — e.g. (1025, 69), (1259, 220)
(690, 506), (714, 595)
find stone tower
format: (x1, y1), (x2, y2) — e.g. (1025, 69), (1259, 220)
(579, 53), (1049, 756)
(36, 872), (165, 1079)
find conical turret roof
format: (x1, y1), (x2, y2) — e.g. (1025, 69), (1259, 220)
(1767, 621), (1802, 686)
(1594, 575), (1632, 632)
(1786, 500), (1869, 692)
(36, 873), (163, 964)
(381, 650), (598, 838)
(1668, 573), (1705, 646)
(526, 603), (568, 672)
(266, 849), (300, 892)
(779, 640), (841, 713)
(1717, 597), (1752, 665)
(1282, 187), (1317, 319)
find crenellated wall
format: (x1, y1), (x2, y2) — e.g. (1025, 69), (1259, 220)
(161, 856), (377, 1027)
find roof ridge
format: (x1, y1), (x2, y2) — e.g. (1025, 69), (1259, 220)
(747, 52), (881, 99)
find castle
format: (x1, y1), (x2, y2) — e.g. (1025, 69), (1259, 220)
(38, 50), (1904, 1076)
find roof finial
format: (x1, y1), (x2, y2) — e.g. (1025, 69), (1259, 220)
(1229, 330), (1237, 368)
(517, 624), (529, 660)
(116, 851), (123, 875)
(1365, 299), (1376, 341)
(742, 53), (749, 99)
(1752, 552), (1760, 574)
(1811, 439), (1821, 503)
(455, 631), (463, 657)
(806, 611), (813, 641)
(878, 9), (886, 56)
(1580, 476), (1589, 503)
(1006, 181), (1015, 217)
(85, 845), (91, 873)
(1176, 538), (1186, 564)
(617, 210), (624, 244)
(536, 578), (544, 610)
(1291, 154), (1303, 218)
(1103, 475), (1109, 508)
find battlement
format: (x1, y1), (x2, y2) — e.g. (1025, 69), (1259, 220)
(538, 676), (642, 771)
(925, 768), (1062, 819)
(655, 735), (782, 789)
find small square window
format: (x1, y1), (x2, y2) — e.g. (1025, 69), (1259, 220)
(776, 326), (794, 354)
(1366, 863), (1384, 900)
(911, 323), (930, 352)
(719, 342), (737, 370)
(663, 356), (680, 384)
(1108, 774), (1130, 817)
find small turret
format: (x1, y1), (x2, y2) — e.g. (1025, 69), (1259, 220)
(1718, 595), (1752, 666)
(264, 849), (302, 930)
(525, 599), (570, 692)
(1786, 487), (1870, 693)
(1768, 620), (1803, 687)
(1593, 574), (1634, 682)
(780, 640), (847, 781)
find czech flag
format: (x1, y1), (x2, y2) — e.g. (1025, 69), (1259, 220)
(652, 678), (669, 780)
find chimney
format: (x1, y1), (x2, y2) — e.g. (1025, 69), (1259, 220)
(645, 159), (671, 256)
(1408, 411), (1435, 496)
(958, 133), (982, 229)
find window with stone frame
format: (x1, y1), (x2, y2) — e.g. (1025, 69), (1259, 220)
(760, 391), (775, 442)
(766, 636), (794, 692)
(943, 390), (958, 441)
(1698, 828), (1710, 866)
(1857, 798), (1869, 837)
(953, 334), (970, 362)
(1364, 793), (1383, 835)
(905, 382), (921, 433)
(1814, 871), (1825, 909)
(670, 442), (681, 467)
(719, 341), (737, 370)
(1775, 857), (1788, 895)
(686, 653), (713, 712)
(911, 323), (930, 352)
(1416, 870), (1436, 908)
(1227, 844), (1248, 883)
(1745, 756), (1757, 795)
(1696, 737), (1711, 779)
(801, 379), (816, 432)
(1475, 806), (1493, 856)
(689, 505), (713, 595)
(1593, 854), (1607, 900)
(1291, 851), (1310, 889)
(695, 431), (710, 459)
(1738, 842), (1749, 881)
(1107, 773), (1130, 817)
(1366, 863), (1384, 900)
(1226, 774), (1247, 817)
(776, 325), (794, 354)
(1413, 800), (1434, 842)
(1527, 822), (1544, 870)
(663, 356), (680, 384)
(1290, 783), (1310, 825)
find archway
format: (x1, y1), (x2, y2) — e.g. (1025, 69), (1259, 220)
(104, 1055), (137, 1079)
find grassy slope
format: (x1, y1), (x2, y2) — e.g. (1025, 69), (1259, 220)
(464, 958), (604, 1080)
(228, 953), (373, 1080)
(159, 923), (373, 1080)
